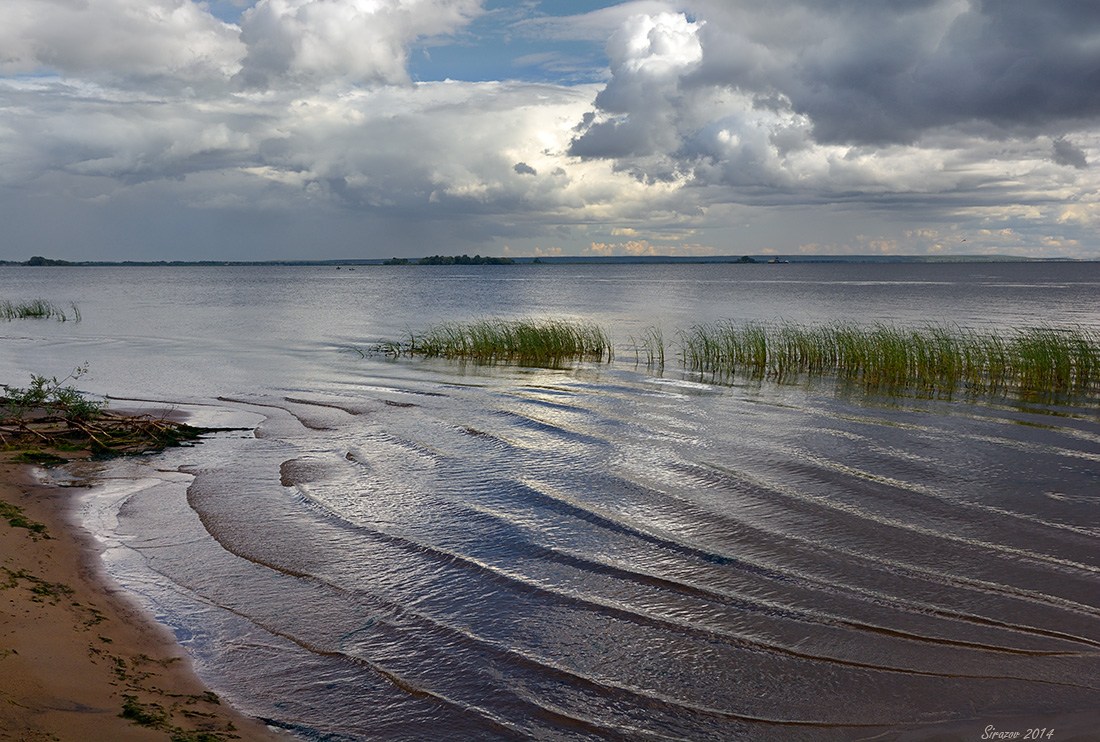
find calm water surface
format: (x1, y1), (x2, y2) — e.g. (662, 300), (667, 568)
(1, 262), (1099, 741)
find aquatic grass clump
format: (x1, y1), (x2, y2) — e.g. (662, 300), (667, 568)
(677, 321), (1100, 397)
(1008, 326), (1100, 394)
(404, 318), (612, 366)
(0, 299), (80, 322)
(628, 326), (665, 368)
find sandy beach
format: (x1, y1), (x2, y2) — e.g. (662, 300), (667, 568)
(0, 458), (288, 742)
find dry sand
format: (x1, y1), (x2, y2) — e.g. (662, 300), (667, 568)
(0, 459), (289, 742)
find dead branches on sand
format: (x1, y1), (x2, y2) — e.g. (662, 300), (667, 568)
(2, 368), (203, 462)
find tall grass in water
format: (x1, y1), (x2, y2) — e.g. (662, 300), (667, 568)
(629, 326), (665, 368)
(678, 321), (1100, 397)
(404, 318), (612, 365)
(1, 299), (80, 322)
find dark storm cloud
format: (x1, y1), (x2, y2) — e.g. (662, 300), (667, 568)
(691, 0), (1100, 146)
(1053, 138), (1089, 169)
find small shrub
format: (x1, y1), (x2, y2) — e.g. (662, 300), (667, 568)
(2, 364), (105, 421)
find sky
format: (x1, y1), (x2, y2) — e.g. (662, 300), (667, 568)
(1, 0), (1098, 261)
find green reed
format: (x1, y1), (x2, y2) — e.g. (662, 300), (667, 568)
(677, 321), (1100, 397)
(402, 318), (612, 365)
(0, 299), (80, 322)
(628, 326), (665, 368)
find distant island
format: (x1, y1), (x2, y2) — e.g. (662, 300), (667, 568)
(15, 256), (74, 266)
(385, 254), (515, 265)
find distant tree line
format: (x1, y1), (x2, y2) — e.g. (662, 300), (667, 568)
(2, 256), (75, 266)
(385, 254), (515, 265)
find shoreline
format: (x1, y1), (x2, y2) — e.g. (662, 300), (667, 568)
(0, 458), (289, 742)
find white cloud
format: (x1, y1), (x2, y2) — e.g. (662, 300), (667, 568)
(1, 73), (697, 231)
(514, 1), (687, 43)
(2, 0), (1100, 260)
(570, 12), (703, 159)
(0, 0), (244, 84)
(565, 4), (1100, 253)
(235, 0), (483, 88)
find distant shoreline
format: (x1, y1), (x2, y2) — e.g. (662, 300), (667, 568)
(1, 254), (1093, 267)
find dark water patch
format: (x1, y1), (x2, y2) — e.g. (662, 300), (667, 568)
(280, 456), (342, 488)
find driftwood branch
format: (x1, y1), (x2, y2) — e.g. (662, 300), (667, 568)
(0, 401), (205, 458)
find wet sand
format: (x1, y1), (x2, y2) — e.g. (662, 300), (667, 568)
(0, 459), (289, 742)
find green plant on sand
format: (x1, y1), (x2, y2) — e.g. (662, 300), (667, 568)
(1, 366), (205, 458)
(3, 364), (105, 421)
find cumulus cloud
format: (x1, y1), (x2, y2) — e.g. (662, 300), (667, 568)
(0, 0), (484, 90)
(235, 0), (482, 88)
(1, 73), (682, 236)
(0, 0), (244, 85)
(2, 0), (1100, 260)
(569, 12), (702, 159)
(568, 1), (1100, 221)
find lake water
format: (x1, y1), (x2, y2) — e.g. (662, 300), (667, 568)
(2, 262), (1099, 741)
